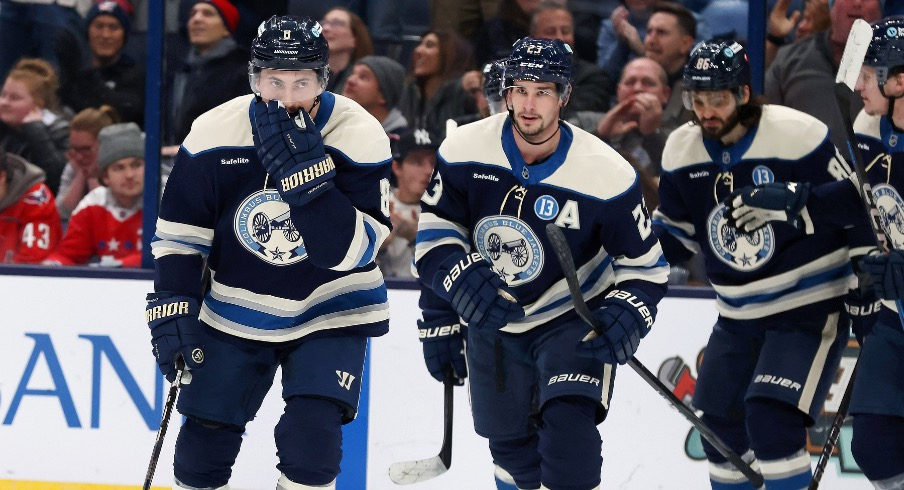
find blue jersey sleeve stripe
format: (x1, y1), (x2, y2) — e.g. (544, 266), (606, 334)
(356, 219), (378, 268)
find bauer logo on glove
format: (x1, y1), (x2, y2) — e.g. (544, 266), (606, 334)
(604, 289), (654, 328)
(419, 323), (462, 339)
(441, 252), (486, 292)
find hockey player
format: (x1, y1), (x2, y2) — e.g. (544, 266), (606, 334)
(145, 15), (391, 490)
(652, 40), (867, 489)
(414, 37), (669, 490)
(726, 17), (904, 489)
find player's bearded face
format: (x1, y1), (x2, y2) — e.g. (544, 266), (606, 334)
(507, 81), (563, 141)
(689, 90), (741, 139)
(252, 68), (324, 113)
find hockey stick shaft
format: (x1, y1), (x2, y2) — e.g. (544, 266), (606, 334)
(545, 224), (764, 488)
(439, 367), (454, 468)
(142, 360), (185, 490)
(809, 356), (858, 489)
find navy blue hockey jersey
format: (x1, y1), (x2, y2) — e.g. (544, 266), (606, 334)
(151, 92), (393, 342)
(843, 110), (904, 313)
(653, 105), (867, 319)
(415, 114), (669, 333)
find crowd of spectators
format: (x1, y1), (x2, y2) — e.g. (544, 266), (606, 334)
(0, 0), (891, 282)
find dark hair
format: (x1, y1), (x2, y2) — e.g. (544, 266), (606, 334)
(652, 2), (697, 39)
(737, 94), (765, 129)
(325, 7), (374, 62)
(497, 0), (534, 29)
(413, 29), (476, 81)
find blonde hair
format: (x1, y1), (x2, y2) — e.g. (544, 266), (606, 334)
(7, 58), (61, 112)
(69, 105), (121, 137)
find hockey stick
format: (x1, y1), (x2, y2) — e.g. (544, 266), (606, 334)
(545, 223), (764, 488)
(142, 359), (186, 490)
(810, 357), (859, 488)
(388, 367), (454, 484)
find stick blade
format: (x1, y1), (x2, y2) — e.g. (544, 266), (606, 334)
(836, 19), (872, 89)
(388, 456), (450, 485)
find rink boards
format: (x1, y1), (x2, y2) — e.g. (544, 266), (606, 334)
(0, 271), (870, 489)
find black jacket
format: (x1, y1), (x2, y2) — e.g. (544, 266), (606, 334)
(61, 54), (146, 127)
(167, 39), (249, 145)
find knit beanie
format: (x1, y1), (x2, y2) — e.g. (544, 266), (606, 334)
(356, 56), (406, 110)
(196, 0), (240, 35)
(98, 123), (145, 172)
(86, 0), (132, 39)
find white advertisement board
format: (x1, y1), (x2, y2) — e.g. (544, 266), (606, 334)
(0, 273), (869, 489)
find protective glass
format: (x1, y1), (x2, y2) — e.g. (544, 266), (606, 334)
(249, 67), (325, 104)
(682, 90), (737, 111)
(487, 95), (506, 116)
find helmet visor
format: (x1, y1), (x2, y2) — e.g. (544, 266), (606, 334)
(249, 67), (325, 104)
(682, 90), (735, 111)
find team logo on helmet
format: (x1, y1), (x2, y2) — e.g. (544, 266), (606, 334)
(873, 184), (904, 248)
(234, 189), (307, 265)
(865, 17), (904, 85)
(474, 215), (544, 286)
(707, 205), (774, 271)
(684, 40), (750, 91)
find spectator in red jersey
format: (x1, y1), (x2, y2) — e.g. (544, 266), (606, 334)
(0, 148), (61, 263)
(43, 122), (143, 267)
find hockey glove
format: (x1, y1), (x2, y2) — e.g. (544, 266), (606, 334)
(861, 249), (904, 301)
(252, 98), (335, 206)
(145, 292), (205, 382)
(577, 289), (657, 365)
(725, 182), (810, 232)
(844, 288), (881, 346)
(418, 319), (468, 385)
(432, 252), (524, 331)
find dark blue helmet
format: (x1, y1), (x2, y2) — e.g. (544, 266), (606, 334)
(483, 59), (506, 101)
(864, 16), (904, 86)
(504, 37), (574, 98)
(250, 15), (329, 79)
(683, 40), (750, 92)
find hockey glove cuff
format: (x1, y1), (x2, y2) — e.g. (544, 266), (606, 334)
(146, 292), (205, 382)
(844, 288), (881, 346)
(431, 252), (524, 331)
(725, 182), (810, 232)
(418, 319), (468, 385)
(861, 249), (904, 301)
(577, 289), (657, 365)
(252, 99), (335, 207)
